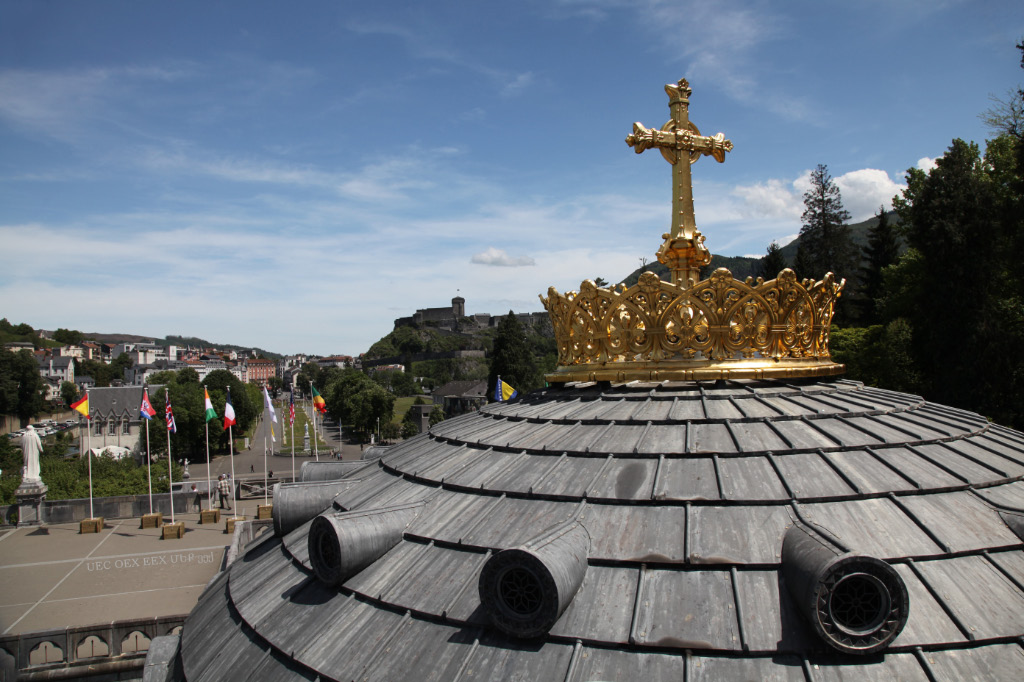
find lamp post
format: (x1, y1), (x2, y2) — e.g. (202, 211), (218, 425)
(376, 417), (380, 445)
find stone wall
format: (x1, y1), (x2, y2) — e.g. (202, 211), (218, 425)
(1, 491), (193, 526)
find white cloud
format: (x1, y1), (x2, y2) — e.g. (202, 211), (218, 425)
(833, 168), (904, 221)
(731, 178), (803, 220)
(471, 247), (536, 267)
(501, 72), (535, 98)
(917, 157), (937, 172)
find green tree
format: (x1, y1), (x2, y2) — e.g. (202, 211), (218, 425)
(488, 312), (540, 400)
(296, 362), (322, 396)
(859, 207), (901, 324)
(349, 383), (396, 439)
(267, 376), (284, 397)
(758, 241), (787, 280)
(323, 368), (374, 422)
(796, 164), (856, 280)
(0, 349), (46, 423)
(202, 370), (256, 443)
(52, 328), (84, 345)
(60, 380), (79, 407)
(893, 136), (1024, 427)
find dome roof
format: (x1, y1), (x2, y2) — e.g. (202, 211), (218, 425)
(167, 378), (1024, 681)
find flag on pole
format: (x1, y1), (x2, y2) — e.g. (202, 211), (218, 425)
(165, 394), (177, 434)
(494, 377), (518, 402)
(203, 388), (217, 423)
(288, 393), (295, 426)
(312, 386), (327, 414)
(263, 385), (277, 423)
(271, 425), (276, 443)
(71, 394), (90, 418)
(140, 389), (156, 420)
(224, 388), (236, 428)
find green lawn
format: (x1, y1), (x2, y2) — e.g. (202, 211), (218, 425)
(392, 396), (424, 424)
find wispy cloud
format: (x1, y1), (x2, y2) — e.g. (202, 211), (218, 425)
(471, 247), (536, 267)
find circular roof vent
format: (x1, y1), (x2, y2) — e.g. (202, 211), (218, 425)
(478, 521), (590, 638)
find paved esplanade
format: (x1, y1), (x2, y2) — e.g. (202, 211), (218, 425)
(0, 403), (366, 637)
(0, 514), (225, 636)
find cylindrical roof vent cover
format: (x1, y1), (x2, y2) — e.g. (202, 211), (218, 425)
(782, 524), (909, 654)
(478, 521), (590, 638)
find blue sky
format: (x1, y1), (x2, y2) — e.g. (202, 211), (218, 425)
(1, 1), (1020, 356)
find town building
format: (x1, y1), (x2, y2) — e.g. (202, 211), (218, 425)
(245, 358), (276, 385)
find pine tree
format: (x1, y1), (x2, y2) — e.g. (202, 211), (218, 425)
(859, 206), (900, 323)
(758, 241), (787, 280)
(798, 164), (856, 279)
(488, 312), (540, 399)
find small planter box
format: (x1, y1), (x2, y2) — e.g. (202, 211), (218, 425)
(200, 509), (221, 524)
(256, 504), (273, 520)
(141, 512), (163, 529)
(225, 516), (244, 534)
(80, 517), (104, 534)
(161, 521), (185, 539)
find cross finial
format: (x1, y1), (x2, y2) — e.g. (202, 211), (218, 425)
(626, 78), (733, 286)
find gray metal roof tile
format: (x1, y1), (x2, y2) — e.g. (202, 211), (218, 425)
(772, 452), (856, 499)
(689, 505), (792, 564)
(890, 563), (968, 647)
(689, 655), (809, 682)
(809, 652), (930, 681)
(585, 505), (687, 562)
(898, 491), (1022, 552)
(925, 643), (1024, 682)
(723, 420), (791, 453)
(717, 456), (789, 500)
(822, 449), (916, 494)
(654, 457), (720, 500)
(566, 647), (686, 682)
(549, 565), (637, 643)
(975, 480), (1024, 510)
(732, 569), (814, 652)
(690, 423), (739, 453)
(873, 447), (964, 489)
(800, 497), (944, 558)
(585, 458), (658, 500)
(634, 568), (740, 649)
(914, 554), (1024, 639)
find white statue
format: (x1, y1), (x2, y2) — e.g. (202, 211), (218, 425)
(21, 425), (43, 483)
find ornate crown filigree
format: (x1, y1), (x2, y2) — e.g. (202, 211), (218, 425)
(540, 268), (845, 382)
(539, 78), (845, 383)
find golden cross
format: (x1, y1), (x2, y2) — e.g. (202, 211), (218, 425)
(626, 78), (733, 285)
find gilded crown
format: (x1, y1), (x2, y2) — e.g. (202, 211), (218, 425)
(541, 268), (844, 383)
(540, 78), (845, 383)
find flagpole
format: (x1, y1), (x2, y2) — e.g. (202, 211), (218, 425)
(263, 428), (268, 507)
(165, 388), (174, 524)
(228, 423), (235, 516)
(310, 381), (318, 461)
(205, 420), (211, 511)
(290, 394), (295, 481)
(86, 390), (94, 520)
(145, 412), (153, 514)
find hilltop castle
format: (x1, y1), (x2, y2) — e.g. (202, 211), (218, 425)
(393, 296), (549, 332)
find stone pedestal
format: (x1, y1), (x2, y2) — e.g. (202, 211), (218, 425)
(15, 480), (47, 527)
(200, 509), (221, 524)
(80, 517), (105, 534)
(257, 504), (273, 520)
(303, 434), (311, 454)
(162, 522), (185, 539)
(225, 517), (244, 534)
(141, 512), (164, 529)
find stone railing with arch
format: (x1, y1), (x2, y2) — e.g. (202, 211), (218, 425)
(0, 614), (185, 677)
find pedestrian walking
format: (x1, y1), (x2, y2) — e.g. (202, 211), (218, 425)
(191, 484), (201, 512)
(250, 464), (254, 473)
